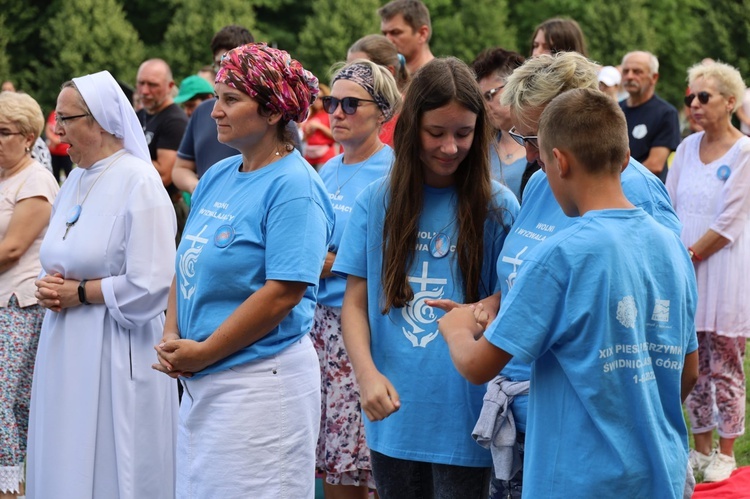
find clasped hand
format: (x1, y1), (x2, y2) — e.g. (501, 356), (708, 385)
(35, 273), (79, 312)
(152, 337), (210, 378)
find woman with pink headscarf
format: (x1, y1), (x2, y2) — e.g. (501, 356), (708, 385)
(153, 43), (334, 497)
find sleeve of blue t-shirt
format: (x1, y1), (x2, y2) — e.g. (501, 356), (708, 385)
(177, 114), (197, 160)
(266, 196), (331, 286)
(332, 185), (372, 279)
(485, 258), (566, 364)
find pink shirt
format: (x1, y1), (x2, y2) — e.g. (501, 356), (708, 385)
(0, 161), (59, 307)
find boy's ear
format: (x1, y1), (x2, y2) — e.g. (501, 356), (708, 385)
(552, 148), (571, 177)
(621, 151), (631, 172)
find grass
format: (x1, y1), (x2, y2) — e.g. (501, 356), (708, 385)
(734, 339), (750, 467)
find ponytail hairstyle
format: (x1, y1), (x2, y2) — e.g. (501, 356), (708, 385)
(348, 34), (410, 92)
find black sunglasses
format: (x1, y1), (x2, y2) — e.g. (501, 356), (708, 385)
(508, 126), (539, 149)
(321, 96), (377, 115)
(684, 91), (711, 107)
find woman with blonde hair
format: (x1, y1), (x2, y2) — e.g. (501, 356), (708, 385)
(312, 58), (401, 499)
(0, 91), (58, 498)
(667, 61), (750, 483)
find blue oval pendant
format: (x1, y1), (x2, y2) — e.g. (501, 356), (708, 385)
(429, 233), (450, 258)
(717, 164), (731, 181)
(214, 225), (235, 248)
(66, 204), (82, 225)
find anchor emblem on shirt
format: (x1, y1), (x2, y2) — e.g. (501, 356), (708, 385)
(402, 262), (447, 348)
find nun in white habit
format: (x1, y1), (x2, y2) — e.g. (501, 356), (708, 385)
(28, 71), (178, 498)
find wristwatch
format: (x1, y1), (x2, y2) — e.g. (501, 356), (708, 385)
(78, 279), (91, 305)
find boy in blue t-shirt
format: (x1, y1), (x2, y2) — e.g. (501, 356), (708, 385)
(438, 88), (699, 498)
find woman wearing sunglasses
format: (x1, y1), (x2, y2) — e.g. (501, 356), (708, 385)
(312, 59), (400, 499)
(667, 62), (750, 483)
(333, 57), (519, 498)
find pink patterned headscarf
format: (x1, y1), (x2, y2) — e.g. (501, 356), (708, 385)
(215, 43), (319, 123)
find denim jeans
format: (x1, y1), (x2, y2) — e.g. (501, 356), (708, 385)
(488, 432), (525, 499)
(370, 450), (491, 499)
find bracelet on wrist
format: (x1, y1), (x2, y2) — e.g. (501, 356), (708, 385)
(78, 279), (91, 305)
(688, 247), (703, 262)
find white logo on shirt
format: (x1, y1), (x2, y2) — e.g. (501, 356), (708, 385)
(616, 296), (637, 328)
(402, 261), (447, 348)
(632, 124), (648, 139)
(502, 246), (528, 290)
(651, 299), (670, 322)
(179, 225), (209, 300)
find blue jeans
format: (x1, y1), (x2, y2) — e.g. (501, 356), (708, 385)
(488, 432), (525, 499)
(370, 450), (491, 499)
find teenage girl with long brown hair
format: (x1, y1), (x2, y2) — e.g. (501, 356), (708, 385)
(333, 57), (519, 498)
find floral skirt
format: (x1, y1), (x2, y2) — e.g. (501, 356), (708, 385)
(310, 304), (375, 488)
(0, 295), (44, 493)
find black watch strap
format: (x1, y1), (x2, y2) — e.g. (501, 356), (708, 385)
(78, 279), (90, 305)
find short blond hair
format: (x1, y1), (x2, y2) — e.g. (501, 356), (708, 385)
(688, 61), (746, 113)
(501, 52), (598, 129)
(0, 91), (44, 139)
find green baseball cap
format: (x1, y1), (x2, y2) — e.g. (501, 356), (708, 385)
(174, 75), (215, 103)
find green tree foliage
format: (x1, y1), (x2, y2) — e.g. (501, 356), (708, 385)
(506, 0), (704, 107)
(0, 15), (11, 83)
(297, 0), (381, 83)
(160, 0), (261, 80)
(32, 0), (145, 110)
(427, 0), (518, 62)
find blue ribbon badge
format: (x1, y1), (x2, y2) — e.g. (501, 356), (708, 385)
(717, 164), (731, 181)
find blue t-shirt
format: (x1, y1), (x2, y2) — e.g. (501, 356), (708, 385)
(333, 179), (519, 466)
(176, 150), (334, 377)
(497, 158), (682, 431)
(317, 146), (394, 307)
(485, 209), (697, 498)
(489, 139), (525, 202)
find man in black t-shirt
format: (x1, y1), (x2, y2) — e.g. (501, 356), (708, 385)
(136, 58), (188, 243)
(619, 51), (681, 183)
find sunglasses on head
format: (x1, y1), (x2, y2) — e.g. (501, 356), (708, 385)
(321, 96), (377, 115)
(684, 91), (711, 106)
(508, 126), (539, 149)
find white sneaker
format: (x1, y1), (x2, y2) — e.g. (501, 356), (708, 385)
(689, 449), (714, 474)
(703, 452), (736, 482)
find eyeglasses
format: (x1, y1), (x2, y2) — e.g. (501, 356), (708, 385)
(321, 96), (377, 115)
(0, 131), (24, 140)
(684, 91), (711, 107)
(483, 85), (504, 103)
(56, 113), (90, 127)
(508, 126), (539, 149)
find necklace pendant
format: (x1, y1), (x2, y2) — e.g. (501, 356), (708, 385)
(429, 232), (451, 258)
(334, 189), (340, 197)
(63, 205), (82, 240)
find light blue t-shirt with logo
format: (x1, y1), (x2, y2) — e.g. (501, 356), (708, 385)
(496, 158), (682, 431)
(333, 179), (518, 466)
(176, 150), (334, 377)
(317, 146), (393, 307)
(486, 209), (697, 497)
